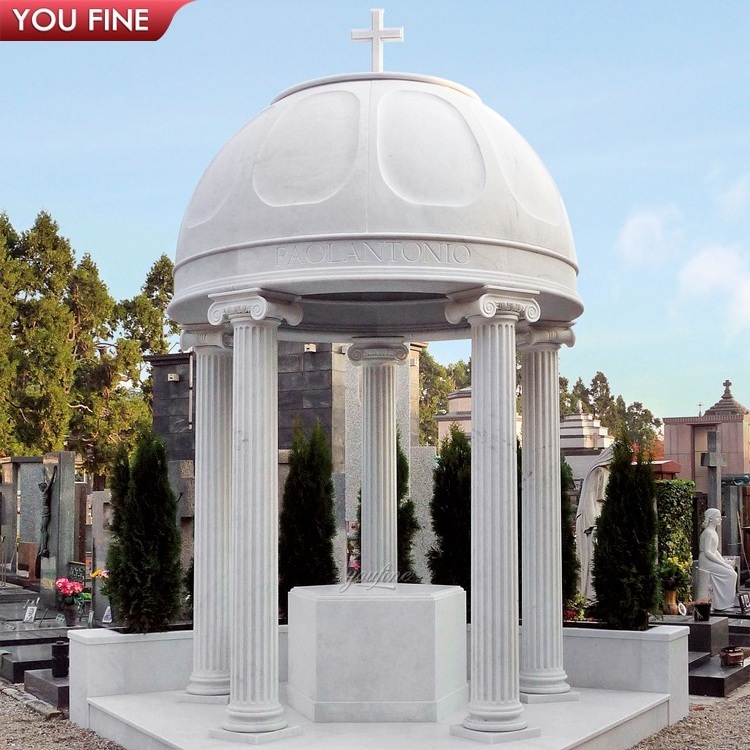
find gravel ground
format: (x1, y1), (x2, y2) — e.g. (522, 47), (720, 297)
(0, 685), (124, 750)
(1, 682), (749, 750)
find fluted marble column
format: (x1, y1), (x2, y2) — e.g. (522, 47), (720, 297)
(519, 327), (577, 702)
(207, 290), (302, 743)
(181, 326), (233, 699)
(347, 339), (409, 583)
(446, 289), (542, 742)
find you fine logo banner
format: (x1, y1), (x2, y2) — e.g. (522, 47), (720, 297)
(0, 0), (194, 41)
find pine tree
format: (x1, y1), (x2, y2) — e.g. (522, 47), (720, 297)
(0, 214), (21, 455)
(396, 430), (421, 583)
(278, 421), (338, 619)
(105, 432), (182, 632)
(427, 424), (471, 616)
(560, 457), (580, 607)
(591, 435), (659, 630)
(8, 212), (76, 453)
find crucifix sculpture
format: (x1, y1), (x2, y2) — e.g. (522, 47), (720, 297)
(351, 8), (403, 73)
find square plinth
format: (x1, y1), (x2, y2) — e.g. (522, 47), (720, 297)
(287, 583), (468, 722)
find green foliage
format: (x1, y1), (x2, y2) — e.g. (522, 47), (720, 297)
(0, 211), (174, 482)
(592, 436), (660, 630)
(418, 348), (470, 446)
(655, 480), (695, 602)
(105, 432), (182, 632)
(278, 421), (338, 619)
(560, 457), (580, 607)
(7, 212), (76, 453)
(396, 430), (421, 582)
(428, 424), (471, 617)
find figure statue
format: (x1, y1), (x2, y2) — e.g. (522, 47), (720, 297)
(575, 444), (614, 603)
(696, 508), (737, 610)
(35, 464), (57, 579)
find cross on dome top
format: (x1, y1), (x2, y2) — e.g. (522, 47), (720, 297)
(724, 379), (732, 395)
(351, 8), (403, 73)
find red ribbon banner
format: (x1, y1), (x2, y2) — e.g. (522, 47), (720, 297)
(0, 0), (195, 41)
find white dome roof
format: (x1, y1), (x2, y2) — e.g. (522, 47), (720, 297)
(171, 72), (582, 339)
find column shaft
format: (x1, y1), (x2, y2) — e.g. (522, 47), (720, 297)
(188, 344), (232, 696)
(360, 360), (398, 582)
(520, 345), (571, 696)
(465, 313), (527, 732)
(224, 318), (285, 733)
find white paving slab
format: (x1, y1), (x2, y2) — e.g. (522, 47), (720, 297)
(87, 686), (668, 750)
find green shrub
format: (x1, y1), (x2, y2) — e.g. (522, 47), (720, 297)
(656, 479), (695, 602)
(561, 457), (580, 608)
(591, 436), (659, 630)
(396, 430), (421, 582)
(105, 432), (182, 633)
(428, 424), (471, 617)
(278, 420), (338, 619)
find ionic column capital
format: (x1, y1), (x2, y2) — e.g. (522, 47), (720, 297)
(207, 289), (303, 327)
(180, 324), (233, 352)
(445, 287), (540, 326)
(517, 325), (575, 351)
(347, 338), (409, 367)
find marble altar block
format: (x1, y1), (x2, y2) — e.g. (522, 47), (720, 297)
(287, 583), (468, 722)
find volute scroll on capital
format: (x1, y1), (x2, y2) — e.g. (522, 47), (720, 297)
(180, 326), (233, 352)
(444, 289), (541, 326)
(346, 338), (410, 366)
(206, 289), (303, 328)
(516, 325), (576, 351)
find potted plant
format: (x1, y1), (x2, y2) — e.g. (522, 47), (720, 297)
(55, 577), (84, 626)
(659, 556), (691, 614)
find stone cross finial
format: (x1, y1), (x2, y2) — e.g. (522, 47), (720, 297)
(724, 379), (732, 395)
(351, 8), (403, 73)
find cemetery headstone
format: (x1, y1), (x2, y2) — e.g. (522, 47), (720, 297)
(38, 452), (77, 609)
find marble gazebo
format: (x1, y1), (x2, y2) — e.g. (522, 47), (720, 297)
(169, 11), (583, 744)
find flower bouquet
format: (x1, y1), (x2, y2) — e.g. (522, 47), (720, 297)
(55, 576), (84, 625)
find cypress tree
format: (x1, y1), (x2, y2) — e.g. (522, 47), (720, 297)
(427, 424), (471, 617)
(591, 435), (659, 630)
(560, 457), (580, 607)
(105, 432), (182, 632)
(278, 420), (338, 619)
(396, 430), (421, 583)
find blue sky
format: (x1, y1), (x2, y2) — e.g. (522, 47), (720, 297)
(2, 1), (748, 419)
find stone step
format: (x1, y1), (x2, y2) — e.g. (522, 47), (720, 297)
(24, 668), (69, 710)
(688, 655), (750, 697)
(0, 627), (74, 648)
(688, 651), (710, 669)
(0, 644), (53, 683)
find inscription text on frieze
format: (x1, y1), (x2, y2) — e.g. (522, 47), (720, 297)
(275, 240), (472, 267)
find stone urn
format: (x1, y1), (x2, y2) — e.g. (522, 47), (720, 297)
(662, 589), (679, 615)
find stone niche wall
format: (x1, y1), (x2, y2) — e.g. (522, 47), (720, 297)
(278, 342), (347, 473)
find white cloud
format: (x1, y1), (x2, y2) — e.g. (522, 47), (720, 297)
(678, 244), (750, 334)
(614, 204), (682, 268)
(717, 174), (750, 216)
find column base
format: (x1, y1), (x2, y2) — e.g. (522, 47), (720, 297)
(210, 726), (301, 745)
(222, 701), (287, 734)
(519, 669), (574, 698)
(450, 725), (541, 744)
(520, 690), (580, 704)
(185, 673), (230, 699)
(179, 693), (229, 705)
